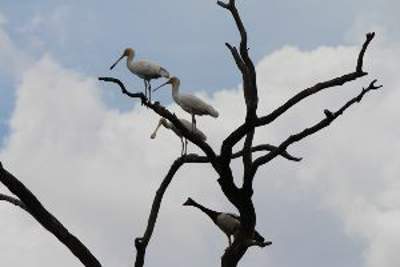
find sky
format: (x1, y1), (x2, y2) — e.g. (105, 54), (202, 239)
(0, 1), (399, 267)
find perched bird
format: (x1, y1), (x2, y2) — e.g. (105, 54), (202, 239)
(153, 77), (219, 131)
(183, 197), (265, 247)
(150, 118), (207, 155)
(110, 48), (169, 102)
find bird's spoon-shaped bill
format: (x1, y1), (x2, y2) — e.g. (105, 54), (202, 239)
(153, 80), (169, 92)
(110, 54), (125, 70)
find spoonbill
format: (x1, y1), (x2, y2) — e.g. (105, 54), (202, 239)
(153, 77), (219, 131)
(150, 118), (207, 155)
(110, 48), (169, 102)
(183, 197), (266, 247)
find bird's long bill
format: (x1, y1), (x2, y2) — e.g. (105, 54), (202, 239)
(153, 81), (169, 92)
(150, 120), (163, 139)
(110, 54), (124, 70)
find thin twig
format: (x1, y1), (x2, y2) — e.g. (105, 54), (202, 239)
(0, 193), (28, 211)
(134, 154), (207, 267)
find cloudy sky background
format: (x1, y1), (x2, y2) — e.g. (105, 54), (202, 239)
(0, 1), (399, 266)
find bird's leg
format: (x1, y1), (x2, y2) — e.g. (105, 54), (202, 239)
(148, 81), (152, 103)
(142, 80), (147, 105)
(191, 114), (197, 132)
(184, 138), (188, 155)
(180, 138), (184, 156)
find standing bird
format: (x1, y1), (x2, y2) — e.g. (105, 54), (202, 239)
(183, 197), (266, 247)
(110, 48), (169, 102)
(153, 77), (219, 131)
(150, 118), (207, 155)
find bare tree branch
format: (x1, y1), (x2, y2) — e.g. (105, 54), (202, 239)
(0, 192), (28, 211)
(257, 32), (375, 127)
(225, 42), (246, 73)
(357, 32), (375, 72)
(232, 144), (302, 161)
(217, 0), (255, 73)
(253, 80), (382, 169)
(99, 77), (218, 163)
(134, 154), (209, 267)
(218, 0), (259, 178)
(0, 162), (101, 267)
(221, 32), (375, 162)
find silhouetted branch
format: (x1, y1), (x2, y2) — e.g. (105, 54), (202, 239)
(253, 80), (382, 169)
(134, 154), (208, 267)
(217, 0), (254, 72)
(221, 32), (376, 162)
(99, 77), (218, 163)
(0, 162), (101, 267)
(225, 42), (245, 73)
(218, 0), (259, 187)
(257, 32), (375, 127)
(0, 192), (27, 211)
(357, 32), (375, 72)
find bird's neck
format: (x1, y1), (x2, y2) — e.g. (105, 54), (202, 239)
(171, 83), (180, 102)
(126, 53), (135, 69)
(190, 201), (220, 222)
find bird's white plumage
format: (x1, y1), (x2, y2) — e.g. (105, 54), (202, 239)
(154, 77), (219, 128)
(151, 118), (206, 140)
(128, 60), (169, 80)
(177, 119), (207, 140)
(110, 48), (169, 101)
(175, 93), (219, 117)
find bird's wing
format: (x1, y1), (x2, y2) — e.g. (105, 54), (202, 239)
(226, 213), (240, 221)
(134, 60), (164, 78)
(179, 94), (215, 115)
(180, 119), (207, 141)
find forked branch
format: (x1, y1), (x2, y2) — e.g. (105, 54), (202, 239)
(257, 32), (375, 127)
(253, 80), (382, 169)
(134, 154), (209, 267)
(217, 0), (255, 72)
(221, 32), (376, 161)
(0, 192), (27, 211)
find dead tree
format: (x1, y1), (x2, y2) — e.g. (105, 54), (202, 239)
(1, 1), (381, 267)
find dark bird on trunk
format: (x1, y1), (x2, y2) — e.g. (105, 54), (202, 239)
(183, 197), (266, 247)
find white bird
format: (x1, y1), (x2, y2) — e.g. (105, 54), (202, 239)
(183, 197), (266, 247)
(110, 48), (169, 102)
(150, 118), (207, 155)
(153, 77), (219, 131)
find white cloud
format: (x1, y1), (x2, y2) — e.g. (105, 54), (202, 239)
(0, 17), (400, 267)
(345, 0), (400, 44)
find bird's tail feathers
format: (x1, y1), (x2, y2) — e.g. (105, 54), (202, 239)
(195, 130), (207, 141)
(160, 67), (170, 78)
(253, 230), (265, 243)
(209, 106), (219, 118)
